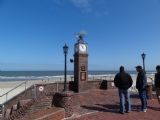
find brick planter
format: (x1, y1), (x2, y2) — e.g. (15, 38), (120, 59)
(52, 91), (73, 118)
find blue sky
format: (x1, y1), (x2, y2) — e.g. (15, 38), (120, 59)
(0, 0), (160, 71)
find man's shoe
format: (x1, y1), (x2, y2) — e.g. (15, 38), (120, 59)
(126, 111), (130, 113)
(142, 109), (147, 112)
(119, 111), (124, 114)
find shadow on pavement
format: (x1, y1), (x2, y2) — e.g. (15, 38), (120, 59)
(81, 104), (119, 114)
(81, 103), (143, 113)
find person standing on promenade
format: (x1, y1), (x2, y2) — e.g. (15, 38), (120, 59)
(135, 65), (147, 112)
(114, 66), (133, 114)
(154, 65), (160, 104)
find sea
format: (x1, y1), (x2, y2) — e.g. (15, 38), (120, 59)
(0, 71), (156, 81)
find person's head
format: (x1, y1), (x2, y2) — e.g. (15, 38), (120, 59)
(156, 65), (160, 73)
(120, 66), (125, 72)
(135, 65), (143, 72)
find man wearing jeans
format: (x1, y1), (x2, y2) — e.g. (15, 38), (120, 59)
(154, 65), (160, 105)
(136, 65), (147, 112)
(114, 66), (133, 114)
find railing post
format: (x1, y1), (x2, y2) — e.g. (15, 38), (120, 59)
(1, 104), (5, 120)
(25, 81), (27, 91)
(6, 93), (8, 101)
(34, 84), (37, 99)
(56, 82), (59, 92)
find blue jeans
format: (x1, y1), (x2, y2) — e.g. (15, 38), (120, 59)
(118, 89), (131, 112)
(138, 90), (147, 110)
(156, 88), (160, 104)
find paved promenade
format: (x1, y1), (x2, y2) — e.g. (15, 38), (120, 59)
(69, 90), (160, 120)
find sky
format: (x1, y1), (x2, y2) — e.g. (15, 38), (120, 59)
(0, 0), (160, 71)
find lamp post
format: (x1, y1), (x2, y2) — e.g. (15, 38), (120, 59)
(141, 52), (146, 72)
(63, 44), (68, 91)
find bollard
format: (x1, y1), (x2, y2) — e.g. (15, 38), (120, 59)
(146, 83), (153, 99)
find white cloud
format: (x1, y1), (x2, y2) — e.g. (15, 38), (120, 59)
(70, 0), (92, 13)
(71, 0), (90, 8)
(71, 0), (109, 16)
(52, 0), (109, 16)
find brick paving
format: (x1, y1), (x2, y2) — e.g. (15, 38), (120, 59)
(12, 89), (160, 120)
(69, 90), (160, 120)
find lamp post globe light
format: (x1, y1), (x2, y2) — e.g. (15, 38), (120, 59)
(63, 44), (68, 91)
(141, 52), (146, 72)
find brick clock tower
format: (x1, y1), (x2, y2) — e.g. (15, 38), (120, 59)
(74, 33), (88, 92)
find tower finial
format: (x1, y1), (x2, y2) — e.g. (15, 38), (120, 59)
(76, 30), (87, 43)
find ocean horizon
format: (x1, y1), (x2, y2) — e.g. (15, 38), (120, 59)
(0, 70), (156, 81)
(0, 70), (156, 75)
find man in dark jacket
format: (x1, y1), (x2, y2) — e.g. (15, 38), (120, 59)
(154, 65), (160, 104)
(114, 66), (133, 114)
(136, 65), (147, 112)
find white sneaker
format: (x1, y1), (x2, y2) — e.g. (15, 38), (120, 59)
(142, 109), (147, 112)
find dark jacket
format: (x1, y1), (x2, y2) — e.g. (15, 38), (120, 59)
(155, 73), (160, 88)
(114, 71), (133, 90)
(136, 71), (147, 91)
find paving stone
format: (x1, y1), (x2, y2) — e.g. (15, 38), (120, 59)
(69, 89), (160, 120)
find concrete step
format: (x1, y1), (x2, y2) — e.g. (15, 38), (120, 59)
(3, 99), (35, 120)
(3, 96), (52, 120)
(26, 97), (53, 114)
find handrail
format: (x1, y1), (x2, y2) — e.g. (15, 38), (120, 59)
(0, 81), (27, 97)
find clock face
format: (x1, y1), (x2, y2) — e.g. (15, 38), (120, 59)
(79, 44), (87, 52)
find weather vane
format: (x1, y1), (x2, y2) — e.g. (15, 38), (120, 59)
(75, 30), (87, 43)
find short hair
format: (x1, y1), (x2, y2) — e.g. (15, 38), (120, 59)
(156, 65), (160, 70)
(135, 65), (142, 69)
(120, 66), (124, 72)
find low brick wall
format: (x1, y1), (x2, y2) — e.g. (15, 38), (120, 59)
(3, 83), (64, 110)
(3, 80), (115, 111)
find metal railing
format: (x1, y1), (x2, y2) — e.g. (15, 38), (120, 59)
(0, 81), (29, 120)
(0, 81), (27, 102)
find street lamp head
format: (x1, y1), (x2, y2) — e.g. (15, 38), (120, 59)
(141, 52), (146, 59)
(63, 44), (68, 54)
(70, 59), (74, 63)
